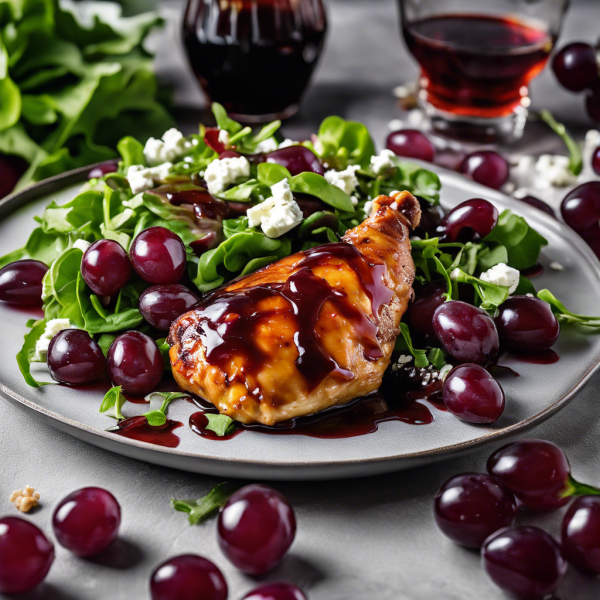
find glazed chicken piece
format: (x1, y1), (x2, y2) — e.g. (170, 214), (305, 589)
(168, 191), (421, 426)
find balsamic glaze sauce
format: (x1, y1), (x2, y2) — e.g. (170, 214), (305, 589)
(111, 416), (183, 448)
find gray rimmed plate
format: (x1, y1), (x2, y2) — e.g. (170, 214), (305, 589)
(1, 163), (599, 481)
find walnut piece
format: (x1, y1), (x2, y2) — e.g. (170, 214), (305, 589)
(10, 485), (41, 513)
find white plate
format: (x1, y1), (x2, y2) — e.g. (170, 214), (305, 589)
(1, 163), (599, 480)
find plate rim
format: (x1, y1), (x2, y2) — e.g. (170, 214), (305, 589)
(2, 162), (600, 472)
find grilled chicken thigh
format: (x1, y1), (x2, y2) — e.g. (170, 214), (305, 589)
(168, 191), (421, 426)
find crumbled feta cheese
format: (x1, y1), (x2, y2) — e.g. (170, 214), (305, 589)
(536, 154), (577, 188)
(72, 239), (91, 253)
(254, 138), (279, 153)
(479, 263), (520, 294)
(278, 139), (296, 149)
(34, 319), (76, 362)
(370, 149), (395, 174)
(247, 180), (303, 238)
(218, 130), (230, 147)
(144, 128), (192, 166)
(127, 163), (173, 194)
(204, 156), (251, 196)
(549, 261), (564, 271)
(363, 200), (374, 217)
(324, 165), (360, 195)
(351, 195), (359, 206)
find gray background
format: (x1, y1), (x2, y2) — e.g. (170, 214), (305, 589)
(2, 0), (600, 598)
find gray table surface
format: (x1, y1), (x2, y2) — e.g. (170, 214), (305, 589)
(3, 1), (600, 598)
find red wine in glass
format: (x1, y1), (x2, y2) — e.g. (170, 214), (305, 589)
(404, 14), (554, 119)
(183, 0), (327, 123)
(399, 0), (568, 142)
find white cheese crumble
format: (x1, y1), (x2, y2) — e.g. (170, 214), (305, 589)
(218, 130), (230, 147)
(363, 200), (374, 217)
(479, 263), (520, 294)
(204, 156), (251, 196)
(144, 128), (192, 166)
(370, 149), (395, 174)
(324, 165), (360, 195)
(549, 261), (564, 271)
(278, 139), (296, 149)
(72, 239), (91, 253)
(247, 179), (303, 238)
(254, 138), (279, 153)
(127, 163), (173, 194)
(34, 319), (76, 362)
(536, 154), (578, 188)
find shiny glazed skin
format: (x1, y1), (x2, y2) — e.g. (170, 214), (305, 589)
(561, 496), (600, 574)
(169, 192), (421, 426)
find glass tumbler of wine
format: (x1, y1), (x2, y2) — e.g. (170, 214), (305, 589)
(183, 0), (327, 124)
(398, 0), (569, 143)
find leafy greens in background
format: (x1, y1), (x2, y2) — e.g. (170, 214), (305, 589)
(0, 0), (174, 191)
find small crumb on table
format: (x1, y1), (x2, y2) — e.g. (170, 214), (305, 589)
(10, 485), (41, 513)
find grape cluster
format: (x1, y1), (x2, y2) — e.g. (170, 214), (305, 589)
(435, 439), (600, 599)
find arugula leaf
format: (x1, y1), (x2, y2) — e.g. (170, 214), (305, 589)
(117, 136), (145, 170)
(539, 110), (583, 176)
(16, 319), (52, 388)
(316, 116), (376, 169)
(98, 333), (116, 358)
(395, 323), (430, 368)
(99, 385), (126, 420)
(450, 268), (510, 312)
(142, 391), (188, 427)
(205, 414), (237, 437)
(212, 102), (243, 135)
(290, 172), (355, 212)
(484, 210), (548, 271)
(382, 159), (441, 205)
(171, 482), (234, 525)
(537, 289), (600, 327)
(194, 232), (291, 293)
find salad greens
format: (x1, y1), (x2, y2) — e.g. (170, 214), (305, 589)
(5, 102), (600, 429)
(0, 0), (173, 190)
(171, 482), (235, 526)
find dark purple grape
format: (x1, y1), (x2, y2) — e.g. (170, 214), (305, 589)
(219, 150), (242, 159)
(586, 83), (600, 122)
(495, 296), (560, 353)
(517, 195), (556, 218)
(0, 517), (54, 594)
(432, 301), (499, 365)
(460, 151), (509, 190)
(130, 227), (187, 285)
(592, 147), (600, 177)
(82, 239), (133, 296)
(150, 555), (228, 600)
(0, 259), (48, 306)
(107, 331), (163, 395)
(386, 129), (436, 162)
(87, 161), (118, 180)
(52, 487), (120, 557)
(443, 364), (505, 424)
(434, 150), (467, 172)
(552, 43), (599, 92)
(487, 439), (572, 511)
(47, 329), (106, 385)
(405, 280), (447, 343)
(437, 199), (499, 243)
(218, 484), (296, 575)
(434, 473), (517, 548)
(561, 182), (600, 235)
(482, 526), (566, 600)
(243, 583), (307, 600)
(562, 496), (600, 574)
(139, 284), (200, 331)
(266, 146), (325, 176)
